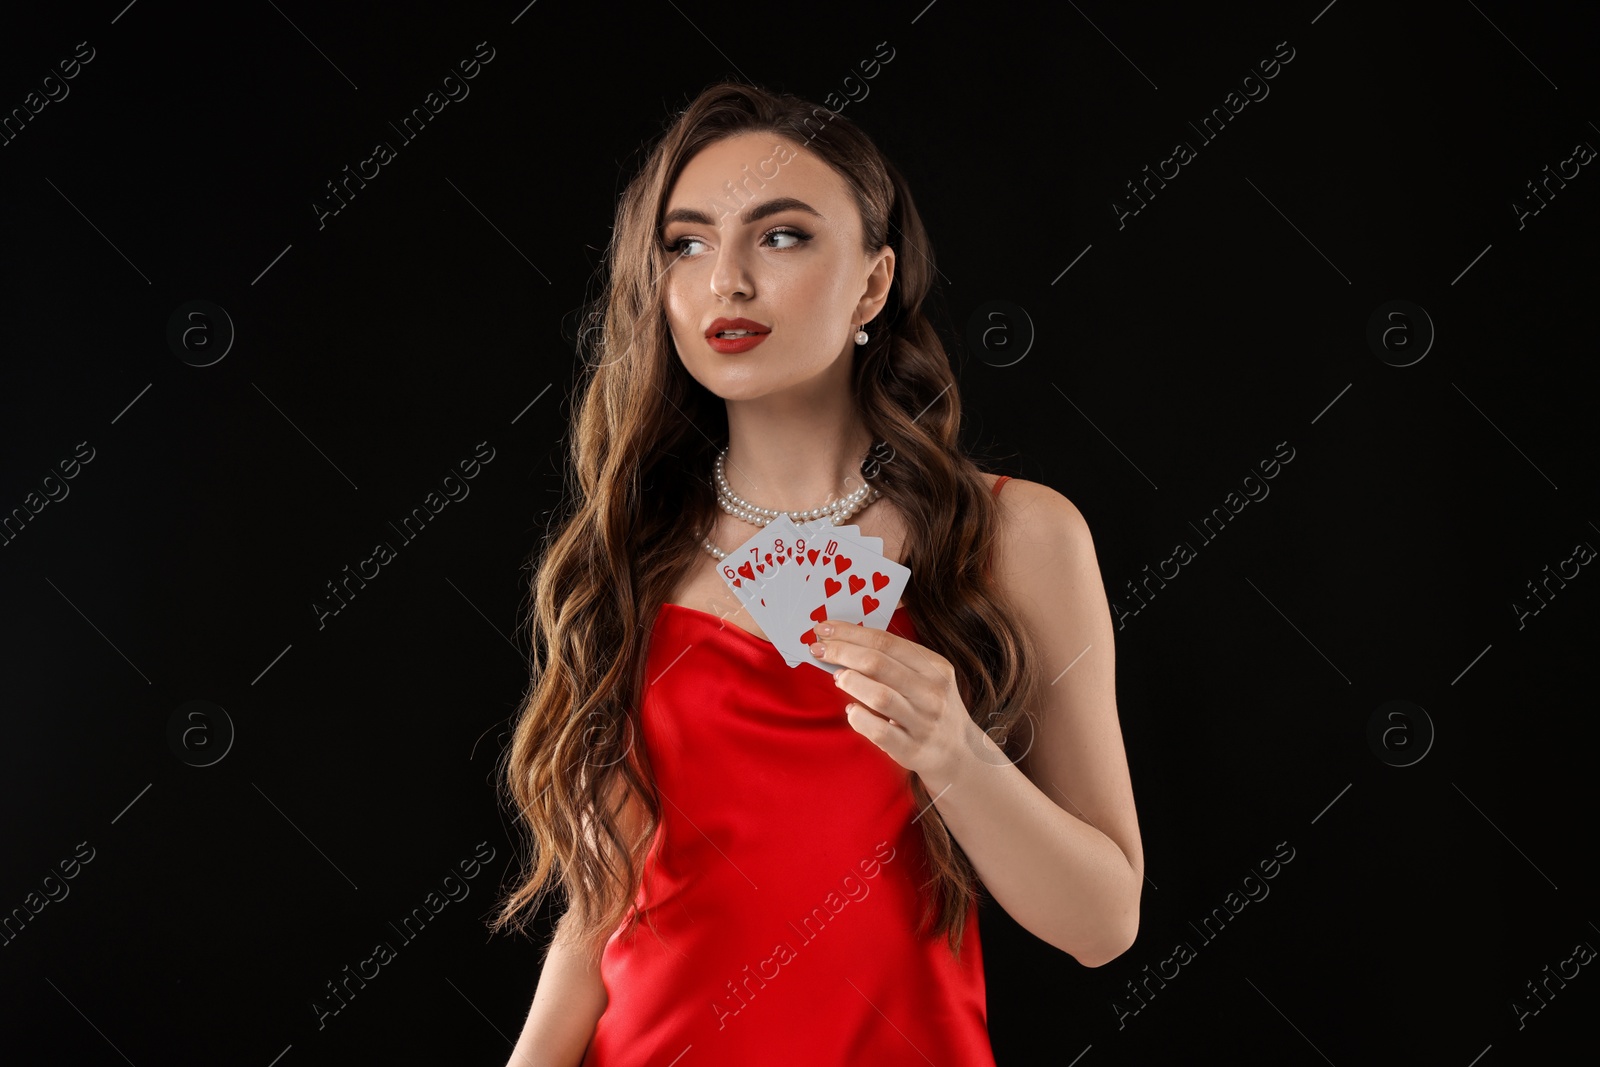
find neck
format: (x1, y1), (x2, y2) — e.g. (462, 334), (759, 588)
(721, 382), (874, 510)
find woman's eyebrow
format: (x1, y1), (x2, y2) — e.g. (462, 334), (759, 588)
(661, 196), (826, 228)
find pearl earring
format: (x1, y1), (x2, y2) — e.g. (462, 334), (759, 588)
(854, 324), (869, 345)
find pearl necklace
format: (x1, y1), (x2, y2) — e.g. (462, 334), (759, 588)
(700, 443), (883, 561)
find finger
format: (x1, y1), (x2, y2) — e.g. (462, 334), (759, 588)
(814, 637), (919, 693)
(845, 701), (906, 756)
(815, 622), (948, 684)
(833, 669), (921, 735)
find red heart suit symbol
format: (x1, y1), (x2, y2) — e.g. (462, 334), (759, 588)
(862, 595), (879, 615)
(825, 577), (841, 598)
(872, 572), (889, 591)
(848, 575), (865, 594)
(833, 555), (852, 574)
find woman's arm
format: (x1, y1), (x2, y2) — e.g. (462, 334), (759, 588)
(940, 484), (1143, 966)
(819, 481), (1142, 966)
(504, 913), (607, 1067)
(506, 775), (647, 1066)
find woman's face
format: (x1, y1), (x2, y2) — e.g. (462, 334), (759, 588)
(659, 131), (894, 400)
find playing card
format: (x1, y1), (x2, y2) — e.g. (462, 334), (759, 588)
(758, 519), (880, 664)
(712, 513), (811, 630)
(765, 534), (911, 672)
(712, 513), (912, 670)
(751, 515), (848, 665)
(783, 521), (884, 608)
(796, 519), (882, 559)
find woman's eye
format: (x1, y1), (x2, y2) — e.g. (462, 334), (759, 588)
(763, 227), (811, 249)
(662, 228), (811, 257)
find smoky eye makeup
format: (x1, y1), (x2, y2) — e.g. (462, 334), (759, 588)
(661, 225), (814, 256)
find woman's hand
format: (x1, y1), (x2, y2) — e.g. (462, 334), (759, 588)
(808, 621), (978, 785)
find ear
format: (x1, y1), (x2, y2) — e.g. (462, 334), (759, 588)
(854, 244), (896, 327)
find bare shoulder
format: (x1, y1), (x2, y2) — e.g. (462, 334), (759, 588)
(983, 476), (1100, 606)
(986, 475), (1094, 550)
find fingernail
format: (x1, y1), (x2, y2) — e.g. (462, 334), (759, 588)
(816, 624), (833, 636)
(810, 641), (825, 657)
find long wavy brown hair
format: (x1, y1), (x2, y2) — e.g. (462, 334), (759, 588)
(491, 80), (1045, 967)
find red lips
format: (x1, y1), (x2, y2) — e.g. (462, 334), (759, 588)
(704, 317), (770, 338)
(705, 317), (771, 354)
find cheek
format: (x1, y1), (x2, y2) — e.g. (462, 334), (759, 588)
(662, 283), (685, 321)
(771, 275), (835, 335)
(662, 288), (695, 343)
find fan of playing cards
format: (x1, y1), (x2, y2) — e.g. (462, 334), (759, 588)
(714, 513), (912, 672)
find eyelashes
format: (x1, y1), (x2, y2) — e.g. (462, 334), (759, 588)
(662, 227), (813, 257)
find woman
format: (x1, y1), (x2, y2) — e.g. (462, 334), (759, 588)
(494, 81), (1143, 1065)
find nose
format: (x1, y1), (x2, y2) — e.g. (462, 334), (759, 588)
(709, 234), (754, 301)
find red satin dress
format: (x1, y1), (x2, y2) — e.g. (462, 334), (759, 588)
(581, 476), (1013, 1066)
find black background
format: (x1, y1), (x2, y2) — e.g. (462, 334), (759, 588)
(2, 1), (1596, 1064)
